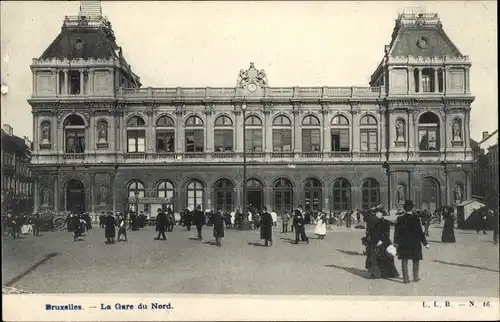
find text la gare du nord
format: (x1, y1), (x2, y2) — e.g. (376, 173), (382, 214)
(101, 302), (174, 310)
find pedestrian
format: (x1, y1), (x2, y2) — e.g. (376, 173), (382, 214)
(270, 209), (278, 227)
(166, 207), (175, 232)
(366, 210), (399, 279)
(314, 212), (327, 239)
(258, 206), (273, 247)
(104, 212), (116, 244)
(420, 209), (431, 237)
(441, 206), (456, 243)
(117, 214), (128, 242)
(99, 212), (105, 228)
(230, 210), (236, 229)
(155, 208), (168, 241)
(394, 200), (429, 284)
(32, 213), (41, 236)
(184, 208), (193, 231)
(212, 208), (225, 246)
(281, 210), (290, 233)
(345, 210), (352, 228)
(293, 205), (309, 244)
(130, 211), (139, 231)
(72, 214), (82, 241)
(475, 208), (488, 235)
(492, 208), (499, 245)
(356, 209), (361, 224)
(192, 205), (205, 239)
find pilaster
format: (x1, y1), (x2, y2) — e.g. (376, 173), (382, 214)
(33, 178), (39, 213)
(321, 109), (331, 153)
(408, 67), (414, 94)
(63, 70), (68, 95)
(292, 107), (301, 153)
(233, 106), (243, 153)
(53, 173), (59, 212)
(204, 106), (214, 153)
(433, 68), (439, 92)
(175, 106), (183, 153)
(263, 109), (272, 153)
(90, 173), (96, 213)
(79, 70), (84, 95)
(351, 109), (360, 154)
(146, 108), (154, 153)
(32, 71), (37, 96)
(379, 106), (387, 154)
(89, 69), (94, 95)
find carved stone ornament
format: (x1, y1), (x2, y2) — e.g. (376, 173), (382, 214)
(454, 184), (463, 203)
(237, 62), (269, 88)
(98, 186), (109, 205)
(41, 121), (51, 144)
(42, 187), (51, 206)
(97, 120), (108, 143)
(396, 184), (406, 204)
(452, 119), (462, 141)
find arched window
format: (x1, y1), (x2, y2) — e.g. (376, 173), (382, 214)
(63, 114), (85, 153)
(185, 116), (204, 152)
(157, 180), (175, 210)
(272, 115), (292, 152)
(304, 178), (322, 213)
(273, 178), (293, 214)
(127, 116), (146, 153)
(421, 177), (440, 211)
(362, 178), (380, 210)
(302, 115), (321, 152)
(186, 179), (204, 209)
(332, 178), (351, 211)
(331, 115), (350, 152)
(246, 179), (264, 211)
(418, 112), (440, 151)
(214, 179), (234, 211)
(156, 115), (175, 153)
(214, 115), (234, 152)
(245, 115), (263, 153)
(360, 115), (378, 152)
(127, 180), (145, 198)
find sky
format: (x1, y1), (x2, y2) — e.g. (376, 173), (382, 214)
(1, 1), (497, 141)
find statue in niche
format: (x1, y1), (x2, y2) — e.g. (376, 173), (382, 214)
(452, 120), (462, 141)
(236, 69), (249, 87)
(257, 69), (268, 87)
(397, 185), (405, 203)
(42, 188), (51, 206)
(454, 185), (463, 202)
(97, 121), (108, 143)
(395, 120), (405, 142)
(41, 123), (51, 144)
(98, 186), (109, 205)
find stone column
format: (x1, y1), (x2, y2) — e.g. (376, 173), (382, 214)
(293, 109), (301, 154)
(33, 114), (39, 155)
(433, 68), (439, 92)
(417, 68), (422, 93)
(205, 109), (214, 153)
(89, 69), (94, 95)
(89, 114), (95, 154)
(51, 114), (58, 153)
(408, 67), (414, 94)
(90, 174), (96, 213)
(351, 110), (360, 154)
(80, 70), (84, 95)
(53, 174), (59, 212)
(63, 70), (68, 95)
(111, 172), (117, 213)
(52, 70), (57, 94)
(465, 170), (472, 200)
(147, 110), (154, 153)
(233, 108), (243, 153)
(175, 109), (183, 153)
(379, 107), (386, 154)
(32, 71), (37, 96)
(444, 66), (450, 95)
(121, 113), (127, 153)
(322, 110), (331, 153)
(464, 67), (470, 94)
(33, 178), (39, 213)
(264, 110), (272, 153)
(464, 112), (471, 151)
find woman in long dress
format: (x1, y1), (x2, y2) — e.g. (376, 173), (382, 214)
(441, 206), (456, 243)
(314, 212), (327, 239)
(367, 210), (399, 279)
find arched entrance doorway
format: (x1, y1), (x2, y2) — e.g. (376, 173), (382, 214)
(421, 177), (440, 211)
(332, 178), (351, 211)
(304, 178), (322, 213)
(246, 179), (263, 211)
(214, 179), (234, 212)
(273, 178), (293, 214)
(65, 179), (86, 214)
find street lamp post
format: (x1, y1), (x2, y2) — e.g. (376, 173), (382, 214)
(240, 101), (250, 230)
(134, 190), (139, 216)
(440, 161), (448, 206)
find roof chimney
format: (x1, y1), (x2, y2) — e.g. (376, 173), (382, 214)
(79, 0), (102, 18)
(482, 131), (489, 141)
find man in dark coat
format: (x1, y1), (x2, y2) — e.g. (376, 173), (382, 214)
(212, 208), (225, 246)
(293, 205), (309, 244)
(259, 206), (273, 247)
(476, 208), (489, 235)
(493, 208), (499, 245)
(66, 213), (73, 232)
(194, 205), (205, 240)
(394, 200), (429, 284)
(130, 212), (139, 231)
(104, 212), (116, 244)
(166, 207), (175, 232)
(72, 214), (82, 241)
(99, 212), (106, 228)
(184, 208), (192, 231)
(32, 213), (41, 236)
(420, 209), (431, 237)
(155, 208), (168, 241)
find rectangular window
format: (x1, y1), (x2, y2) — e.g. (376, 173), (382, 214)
(331, 129), (350, 152)
(360, 131), (377, 151)
(214, 130), (233, 152)
(272, 129), (292, 152)
(156, 130), (175, 152)
(414, 69), (420, 92)
(245, 129), (262, 152)
(422, 68), (434, 93)
(158, 190), (174, 199)
(65, 130), (85, 153)
(438, 69), (444, 92)
(127, 130), (146, 153)
(69, 71), (80, 95)
(185, 130), (204, 152)
(418, 128), (438, 151)
(302, 129), (321, 152)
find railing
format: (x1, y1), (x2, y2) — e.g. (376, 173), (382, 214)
(247, 152), (264, 158)
(212, 152), (235, 159)
(184, 152), (205, 159)
(271, 152), (294, 158)
(329, 152), (353, 158)
(118, 86), (382, 100)
(359, 152), (381, 158)
(301, 152), (322, 158)
(154, 153), (177, 159)
(124, 153), (146, 160)
(64, 153), (85, 160)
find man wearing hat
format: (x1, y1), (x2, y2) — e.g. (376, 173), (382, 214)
(193, 205), (205, 240)
(394, 200), (429, 283)
(155, 208), (168, 241)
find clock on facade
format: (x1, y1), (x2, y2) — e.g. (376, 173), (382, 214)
(247, 83), (257, 92)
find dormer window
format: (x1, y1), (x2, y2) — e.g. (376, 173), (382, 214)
(70, 70), (81, 94)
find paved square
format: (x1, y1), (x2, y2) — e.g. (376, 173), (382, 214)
(2, 224), (498, 296)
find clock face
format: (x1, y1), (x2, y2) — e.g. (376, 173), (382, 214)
(247, 83), (257, 92)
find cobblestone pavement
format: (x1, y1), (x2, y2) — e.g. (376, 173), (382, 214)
(2, 224), (498, 296)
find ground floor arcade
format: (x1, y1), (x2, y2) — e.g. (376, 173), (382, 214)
(31, 163), (472, 215)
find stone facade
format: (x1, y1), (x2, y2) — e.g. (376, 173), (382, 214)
(28, 10), (474, 215)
